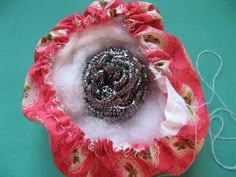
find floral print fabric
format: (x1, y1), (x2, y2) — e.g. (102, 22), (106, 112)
(22, 0), (209, 176)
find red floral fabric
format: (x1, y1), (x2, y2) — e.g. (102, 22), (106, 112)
(22, 0), (209, 176)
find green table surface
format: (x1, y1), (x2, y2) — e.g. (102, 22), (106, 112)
(1, 0), (236, 176)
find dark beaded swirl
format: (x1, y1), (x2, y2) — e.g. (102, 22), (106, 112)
(82, 47), (150, 123)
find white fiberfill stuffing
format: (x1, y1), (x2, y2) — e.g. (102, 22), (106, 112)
(50, 23), (188, 148)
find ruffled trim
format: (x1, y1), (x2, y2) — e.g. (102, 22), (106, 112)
(22, 0), (209, 176)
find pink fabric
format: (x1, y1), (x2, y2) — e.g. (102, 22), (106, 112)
(22, 0), (209, 176)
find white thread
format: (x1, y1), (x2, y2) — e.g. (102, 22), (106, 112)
(54, 116), (59, 122)
(53, 115), (72, 137)
(88, 143), (95, 151)
(196, 50), (236, 171)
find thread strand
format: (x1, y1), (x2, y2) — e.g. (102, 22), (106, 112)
(196, 50), (236, 171)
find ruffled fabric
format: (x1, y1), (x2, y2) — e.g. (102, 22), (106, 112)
(22, 0), (209, 176)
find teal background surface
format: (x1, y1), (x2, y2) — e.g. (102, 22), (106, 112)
(0, 0), (236, 176)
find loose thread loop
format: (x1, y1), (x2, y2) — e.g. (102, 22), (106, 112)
(196, 50), (236, 171)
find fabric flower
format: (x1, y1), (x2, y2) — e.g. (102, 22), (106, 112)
(22, 0), (209, 176)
